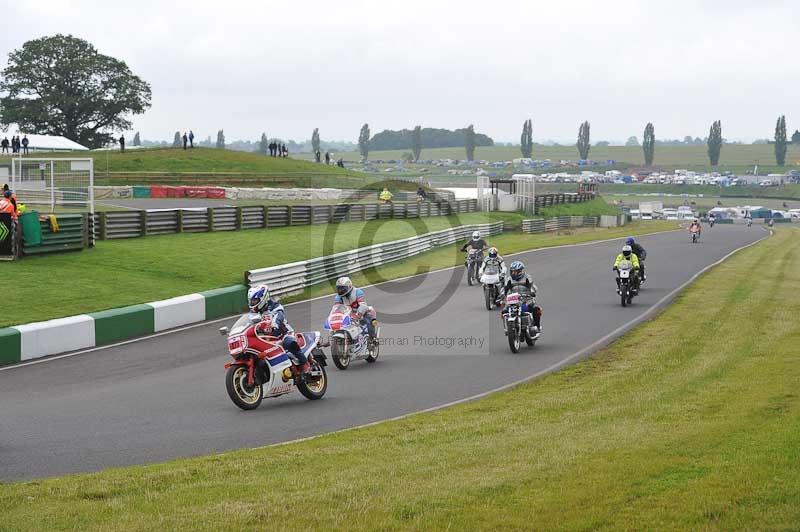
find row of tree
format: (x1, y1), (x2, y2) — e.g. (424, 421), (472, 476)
(516, 117), (792, 167)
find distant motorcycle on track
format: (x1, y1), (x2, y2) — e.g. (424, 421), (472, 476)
(219, 313), (328, 410)
(465, 248), (483, 286)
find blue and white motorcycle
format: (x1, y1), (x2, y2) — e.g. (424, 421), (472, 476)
(323, 304), (380, 370)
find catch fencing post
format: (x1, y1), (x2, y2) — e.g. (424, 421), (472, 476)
(140, 210), (148, 237)
(99, 212), (108, 240)
(262, 206), (268, 229)
(235, 206), (243, 230)
(207, 208), (214, 232)
(177, 209), (184, 233)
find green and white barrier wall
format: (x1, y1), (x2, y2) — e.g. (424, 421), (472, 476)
(0, 285), (247, 366)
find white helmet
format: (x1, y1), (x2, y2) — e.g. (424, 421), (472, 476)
(335, 276), (353, 297)
(622, 245), (632, 258)
(472, 231), (480, 241)
(247, 284), (270, 313)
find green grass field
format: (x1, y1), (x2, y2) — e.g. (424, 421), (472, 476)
(2, 227), (795, 531)
(0, 147), (403, 189)
(301, 144), (800, 173)
(537, 197), (620, 217)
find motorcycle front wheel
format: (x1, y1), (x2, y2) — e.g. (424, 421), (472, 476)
(508, 322), (521, 353)
(298, 362), (328, 400)
(225, 365), (263, 410)
(484, 286), (494, 310)
(331, 336), (350, 370)
(621, 286), (628, 307)
(467, 263), (474, 286)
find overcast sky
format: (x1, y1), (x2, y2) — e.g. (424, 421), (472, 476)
(1, 0), (797, 144)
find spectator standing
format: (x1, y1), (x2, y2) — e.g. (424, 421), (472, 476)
(282, 144), (288, 157)
(1, 137), (8, 153)
(188, 130), (195, 148)
(325, 151), (330, 165)
(182, 132), (188, 150)
(315, 150), (321, 163)
(119, 135), (125, 153)
(268, 141), (275, 157)
(21, 135), (29, 154)
(11, 136), (18, 153)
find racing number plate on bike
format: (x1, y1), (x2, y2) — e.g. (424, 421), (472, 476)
(506, 293), (521, 305)
(228, 335), (247, 355)
(619, 269), (630, 278)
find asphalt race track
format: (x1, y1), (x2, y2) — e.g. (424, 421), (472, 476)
(0, 226), (764, 480)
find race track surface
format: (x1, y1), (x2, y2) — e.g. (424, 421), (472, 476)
(0, 226), (763, 480)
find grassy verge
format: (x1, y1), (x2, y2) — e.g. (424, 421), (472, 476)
(2, 228), (796, 530)
(1, 212), (523, 328)
(537, 197), (620, 217)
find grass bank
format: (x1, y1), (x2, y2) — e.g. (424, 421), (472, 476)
(537, 197), (620, 217)
(2, 228), (795, 530)
(1, 212), (522, 328)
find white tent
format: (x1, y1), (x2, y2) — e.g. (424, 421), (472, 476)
(2, 129), (89, 151)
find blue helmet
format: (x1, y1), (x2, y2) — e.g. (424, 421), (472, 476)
(509, 261), (525, 281)
(625, 236), (635, 246)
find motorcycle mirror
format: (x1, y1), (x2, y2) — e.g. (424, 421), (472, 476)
(219, 326), (229, 336)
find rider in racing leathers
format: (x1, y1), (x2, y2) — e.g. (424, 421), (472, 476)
(247, 284), (310, 375)
(479, 247), (507, 283)
(334, 276), (377, 345)
(613, 245), (641, 294)
(499, 260), (542, 332)
(625, 236), (647, 281)
(689, 218), (702, 238)
(460, 230), (488, 254)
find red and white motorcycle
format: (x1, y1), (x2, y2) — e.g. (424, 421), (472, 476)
(323, 304), (379, 370)
(219, 313), (328, 410)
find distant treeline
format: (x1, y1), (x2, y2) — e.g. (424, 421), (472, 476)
(368, 127), (494, 151)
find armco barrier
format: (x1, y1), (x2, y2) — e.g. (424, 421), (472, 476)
(94, 199), (479, 240)
(246, 221), (504, 297)
(522, 214), (621, 234)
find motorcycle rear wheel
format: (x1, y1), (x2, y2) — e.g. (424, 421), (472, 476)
(297, 362), (328, 400)
(225, 365), (263, 410)
(331, 337), (350, 370)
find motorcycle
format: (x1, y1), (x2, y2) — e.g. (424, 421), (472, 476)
(323, 304), (379, 370)
(747, 218), (752, 227)
(219, 313), (328, 410)
(480, 262), (504, 310)
(709, 218), (715, 228)
(690, 227), (700, 243)
(616, 260), (638, 307)
(465, 248), (483, 286)
(500, 289), (541, 353)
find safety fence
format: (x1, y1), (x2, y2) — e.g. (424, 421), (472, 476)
(522, 214), (627, 233)
(94, 199), (479, 240)
(247, 221), (505, 297)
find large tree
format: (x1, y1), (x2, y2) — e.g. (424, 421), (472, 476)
(216, 129), (225, 149)
(643, 122), (655, 166)
(577, 121), (591, 159)
(358, 123), (370, 160)
(132, 132), (141, 147)
(791, 130), (800, 144)
(173, 131), (182, 148)
(774, 115), (787, 166)
(258, 132), (268, 154)
(412, 125), (422, 162)
(707, 120), (722, 166)
(311, 128), (320, 153)
(0, 34), (151, 149)
(465, 124), (476, 161)
(520, 118), (533, 158)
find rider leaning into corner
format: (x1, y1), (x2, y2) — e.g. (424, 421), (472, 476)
(499, 260), (542, 332)
(334, 276), (378, 345)
(613, 245), (641, 294)
(479, 246), (507, 279)
(460, 230), (488, 253)
(625, 236), (647, 281)
(247, 284), (311, 375)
